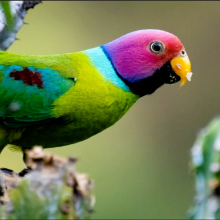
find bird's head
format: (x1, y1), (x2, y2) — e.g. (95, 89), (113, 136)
(102, 29), (192, 97)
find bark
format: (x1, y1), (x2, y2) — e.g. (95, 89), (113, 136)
(0, 147), (95, 219)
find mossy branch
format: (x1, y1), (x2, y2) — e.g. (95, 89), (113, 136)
(0, 147), (95, 219)
(0, 1), (41, 51)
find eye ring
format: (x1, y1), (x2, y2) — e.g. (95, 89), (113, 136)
(150, 41), (165, 54)
(180, 50), (187, 56)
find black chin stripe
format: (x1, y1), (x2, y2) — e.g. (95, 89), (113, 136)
(100, 46), (179, 97)
(119, 71), (165, 97)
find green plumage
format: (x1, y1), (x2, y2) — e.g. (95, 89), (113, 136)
(0, 50), (139, 152)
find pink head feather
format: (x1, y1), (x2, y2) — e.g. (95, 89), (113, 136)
(103, 29), (184, 82)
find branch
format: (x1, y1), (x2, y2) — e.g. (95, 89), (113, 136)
(0, 147), (95, 219)
(0, 1), (41, 51)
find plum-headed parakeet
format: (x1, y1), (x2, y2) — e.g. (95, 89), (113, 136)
(0, 29), (192, 153)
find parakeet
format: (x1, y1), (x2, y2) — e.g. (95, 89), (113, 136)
(0, 29), (192, 154)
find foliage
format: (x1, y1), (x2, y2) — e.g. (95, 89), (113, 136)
(0, 1), (13, 28)
(189, 118), (220, 219)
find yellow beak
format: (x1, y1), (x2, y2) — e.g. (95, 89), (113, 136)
(170, 56), (192, 87)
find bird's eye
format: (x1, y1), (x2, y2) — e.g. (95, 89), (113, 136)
(150, 41), (164, 54)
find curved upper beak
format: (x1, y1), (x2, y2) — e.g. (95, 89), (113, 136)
(170, 55), (192, 87)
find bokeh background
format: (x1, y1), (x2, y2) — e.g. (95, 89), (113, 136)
(0, 1), (220, 219)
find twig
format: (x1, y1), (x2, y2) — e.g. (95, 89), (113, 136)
(0, 1), (41, 51)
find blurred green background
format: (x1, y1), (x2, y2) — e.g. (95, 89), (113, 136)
(0, 1), (220, 219)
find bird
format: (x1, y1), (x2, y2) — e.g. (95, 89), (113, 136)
(0, 29), (192, 155)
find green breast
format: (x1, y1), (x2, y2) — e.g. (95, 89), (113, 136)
(50, 52), (139, 145)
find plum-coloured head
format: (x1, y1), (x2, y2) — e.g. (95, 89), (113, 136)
(102, 29), (192, 96)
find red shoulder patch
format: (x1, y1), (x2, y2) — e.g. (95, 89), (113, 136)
(10, 68), (43, 89)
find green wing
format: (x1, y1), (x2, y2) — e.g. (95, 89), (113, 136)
(0, 51), (76, 128)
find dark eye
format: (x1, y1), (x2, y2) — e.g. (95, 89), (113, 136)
(150, 42), (164, 53)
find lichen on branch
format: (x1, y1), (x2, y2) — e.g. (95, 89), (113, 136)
(0, 147), (95, 219)
(0, 1), (41, 51)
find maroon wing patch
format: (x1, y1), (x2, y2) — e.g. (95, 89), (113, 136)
(9, 68), (43, 89)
